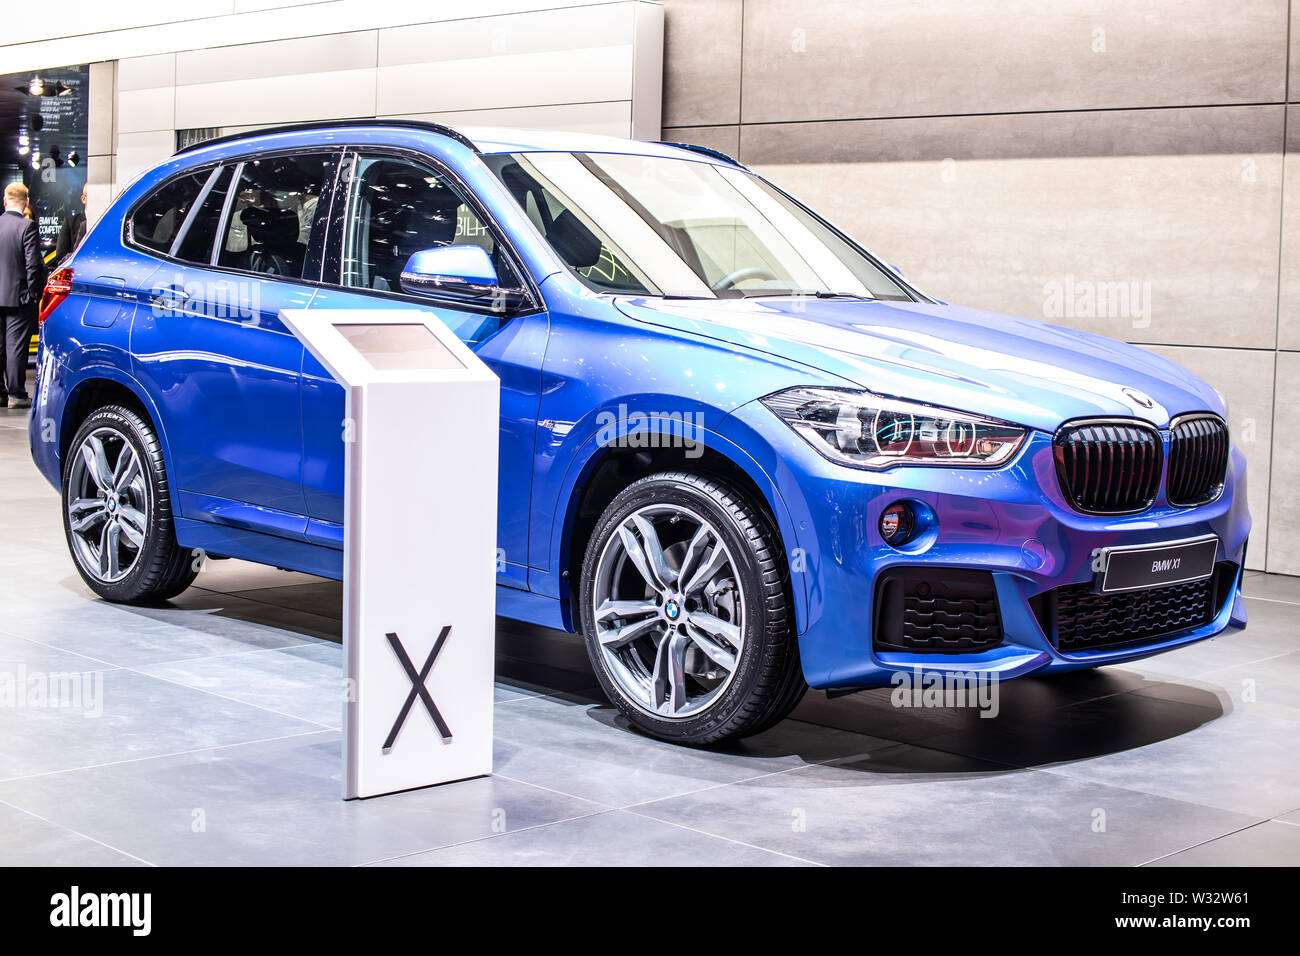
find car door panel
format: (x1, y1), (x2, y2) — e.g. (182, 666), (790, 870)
(131, 273), (314, 525)
(128, 149), (340, 539)
(302, 148), (547, 588)
(302, 289), (546, 589)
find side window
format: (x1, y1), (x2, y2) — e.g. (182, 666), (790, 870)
(175, 165), (234, 263)
(128, 169), (211, 254)
(218, 153), (333, 279)
(341, 154), (519, 294)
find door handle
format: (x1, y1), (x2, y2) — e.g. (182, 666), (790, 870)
(150, 286), (191, 310)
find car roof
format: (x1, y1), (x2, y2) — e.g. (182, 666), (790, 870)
(172, 119), (739, 167)
(460, 126), (716, 160)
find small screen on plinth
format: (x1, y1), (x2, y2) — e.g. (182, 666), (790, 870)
(335, 323), (465, 371)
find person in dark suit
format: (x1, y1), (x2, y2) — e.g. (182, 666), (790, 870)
(0, 183), (45, 409)
(54, 184), (88, 263)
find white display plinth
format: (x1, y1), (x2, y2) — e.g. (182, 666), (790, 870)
(280, 309), (499, 799)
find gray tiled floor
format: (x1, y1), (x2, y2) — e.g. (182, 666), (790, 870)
(1, 409), (1298, 866)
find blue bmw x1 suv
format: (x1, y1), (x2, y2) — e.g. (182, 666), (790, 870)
(30, 120), (1250, 744)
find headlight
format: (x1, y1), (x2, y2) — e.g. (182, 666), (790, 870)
(761, 387), (1027, 470)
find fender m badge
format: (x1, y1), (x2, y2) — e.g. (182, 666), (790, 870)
(383, 627), (453, 752)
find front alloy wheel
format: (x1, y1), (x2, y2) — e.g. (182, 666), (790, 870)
(592, 503), (746, 719)
(579, 472), (806, 745)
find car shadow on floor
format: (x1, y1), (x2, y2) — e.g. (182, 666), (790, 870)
(762, 670), (1227, 774)
(95, 576), (1229, 775)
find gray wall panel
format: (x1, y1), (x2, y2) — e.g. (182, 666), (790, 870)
(739, 0), (1288, 123)
(377, 4), (633, 66)
(1269, 353), (1300, 573)
(1292, 0), (1299, 102)
(662, 0), (742, 126)
(746, 107), (1283, 351)
(117, 53), (175, 92)
(175, 31), (378, 85)
(740, 105), (1285, 164)
(1280, 106), (1300, 351)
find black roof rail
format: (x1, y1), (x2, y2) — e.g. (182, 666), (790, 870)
(656, 141), (744, 167)
(174, 118), (480, 156)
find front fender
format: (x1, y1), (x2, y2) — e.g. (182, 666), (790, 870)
(535, 407), (811, 638)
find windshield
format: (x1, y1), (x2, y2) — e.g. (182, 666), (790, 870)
(484, 151), (912, 300)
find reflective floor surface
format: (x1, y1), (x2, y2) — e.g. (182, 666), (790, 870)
(1, 408), (1298, 866)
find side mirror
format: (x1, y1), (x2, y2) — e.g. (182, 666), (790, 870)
(399, 245), (523, 311)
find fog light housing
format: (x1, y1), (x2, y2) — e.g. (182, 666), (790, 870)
(880, 501), (916, 546)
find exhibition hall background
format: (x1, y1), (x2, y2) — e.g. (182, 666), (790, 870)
(0, 0), (1296, 575)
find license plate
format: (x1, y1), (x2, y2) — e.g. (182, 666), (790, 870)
(1095, 535), (1218, 594)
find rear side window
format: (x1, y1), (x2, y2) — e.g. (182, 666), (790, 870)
(128, 169), (212, 253)
(218, 153), (333, 280)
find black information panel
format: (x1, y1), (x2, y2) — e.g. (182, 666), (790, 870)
(1098, 536), (1218, 594)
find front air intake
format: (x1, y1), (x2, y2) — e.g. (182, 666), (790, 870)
(873, 568), (1003, 653)
(1167, 414), (1229, 507)
(1053, 420), (1163, 515)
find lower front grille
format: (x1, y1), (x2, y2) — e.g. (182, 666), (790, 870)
(874, 568), (1003, 653)
(1031, 562), (1237, 653)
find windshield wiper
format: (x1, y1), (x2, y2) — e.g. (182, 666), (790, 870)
(736, 290), (874, 300)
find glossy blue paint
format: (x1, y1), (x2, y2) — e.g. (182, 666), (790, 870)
(30, 122), (1250, 693)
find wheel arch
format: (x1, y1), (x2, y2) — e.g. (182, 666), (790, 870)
(552, 422), (808, 638)
(60, 370), (181, 519)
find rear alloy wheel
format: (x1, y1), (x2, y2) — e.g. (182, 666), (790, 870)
(66, 426), (148, 583)
(579, 472), (805, 745)
(62, 406), (197, 604)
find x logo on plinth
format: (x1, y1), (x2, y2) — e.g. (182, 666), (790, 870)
(382, 626), (453, 752)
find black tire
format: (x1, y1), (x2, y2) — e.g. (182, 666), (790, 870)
(62, 405), (197, 604)
(578, 472), (806, 745)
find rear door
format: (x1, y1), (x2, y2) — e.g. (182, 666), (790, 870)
(129, 151), (339, 538)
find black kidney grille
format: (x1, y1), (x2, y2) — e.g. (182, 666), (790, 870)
(1054, 421), (1163, 514)
(1168, 415), (1229, 507)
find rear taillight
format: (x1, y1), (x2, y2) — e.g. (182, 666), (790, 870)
(39, 267), (73, 324)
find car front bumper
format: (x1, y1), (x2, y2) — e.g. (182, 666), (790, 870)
(722, 402), (1251, 690)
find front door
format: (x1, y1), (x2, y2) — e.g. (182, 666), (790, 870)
(301, 151), (546, 588)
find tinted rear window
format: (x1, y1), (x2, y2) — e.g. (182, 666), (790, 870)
(129, 169), (211, 254)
